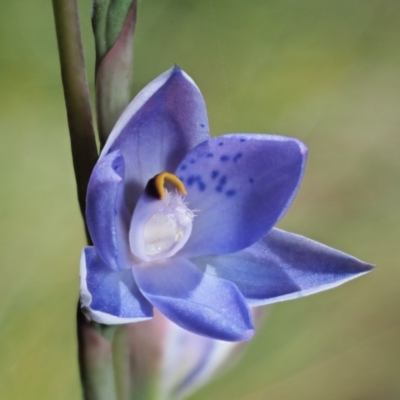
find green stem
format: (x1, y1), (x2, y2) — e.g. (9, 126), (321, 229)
(113, 327), (131, 400)
(113, 325), (158, 400)
(52, 0), (98, 218)
(52, 1), (118, 400)
(127, 322), (159, 400)
(77, 312), (118, 400)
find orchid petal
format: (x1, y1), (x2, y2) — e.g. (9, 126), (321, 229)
(86, 150), (131, 271)
(132, 258), (254, 341)
(159, 308), (266, 400)
(80, 247), (153, 324)
(177, 134), (307, 257)
(193, 228), (374, 306)
(161, 320), (240, 400)
(101, 66), (210, 210)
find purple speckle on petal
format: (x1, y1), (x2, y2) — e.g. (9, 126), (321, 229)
(220, 155), (229, 162)
(219, 176), (227, 186)
(197, 180), (206, 192)
(186, 175), (206, 192)
(211, 170), (219, 179)
(187, 176), (196, 186)
(240, 138), (246, 143)
(215, 175), (227, 192)
(190, 159), (196, 164)
(226, 189), (236, 197)
(207, 153), (214, 158)
(218, 142), (224, 146)
(180, 164), (187, 171)
(249, 177), (254, 183)
(233, 153), (242, 162)
(200, 123), (205, 128)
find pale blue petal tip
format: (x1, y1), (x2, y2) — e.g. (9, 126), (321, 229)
(194, 228), (374, 308)
(173, 63), (182, 73)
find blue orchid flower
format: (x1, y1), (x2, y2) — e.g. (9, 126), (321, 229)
(80, 66), (373, 342)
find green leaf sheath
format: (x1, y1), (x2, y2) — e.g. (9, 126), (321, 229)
(93, 0), (138, 145)
(92, 0), (134, 65)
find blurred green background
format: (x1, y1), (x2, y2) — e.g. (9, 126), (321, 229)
(1, 0), (400, 399)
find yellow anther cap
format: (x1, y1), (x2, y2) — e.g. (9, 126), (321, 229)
(148, 172), (187, 199)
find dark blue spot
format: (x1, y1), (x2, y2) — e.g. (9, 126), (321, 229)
(220, 155), (229, 162)
(207, 153), (214, 158)
(200, 123), (205, 128)
(218, 142), (224, 146)
(190, 159), (196, 164)
(226, 189), (236, 197)
(233, 152), (242, 162)
(240, 138), (246, 142)
(187, 175), (196, 186)
(249, 177), (254, 183)
(219, 175), (227, 186)
(180, 164), (187, 171)
(186, 175), (206, 191)
(197, 180), (206, 191)
(211, 170), (219, 179)
(215, 175), (227, 192)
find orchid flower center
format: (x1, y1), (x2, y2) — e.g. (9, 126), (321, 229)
(129, 172), (194, 262)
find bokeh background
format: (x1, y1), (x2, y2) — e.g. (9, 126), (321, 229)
(1, 0), (400, 399)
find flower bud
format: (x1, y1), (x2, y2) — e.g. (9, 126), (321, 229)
(92, 0), (137, 144)
(127, 309), (266, 400)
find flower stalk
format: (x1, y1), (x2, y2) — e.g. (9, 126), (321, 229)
(127, 321), (161, 400)
(52, 1), (121, 399)
(52, 0), (98, 218)
(112, 327), (131, 400)
(77, 313), (118, 400)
